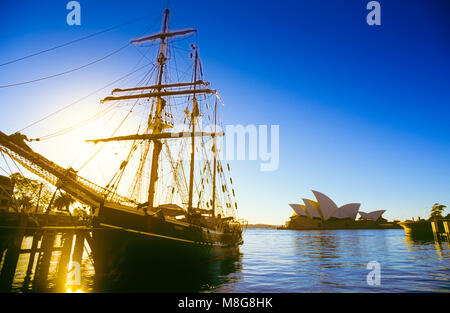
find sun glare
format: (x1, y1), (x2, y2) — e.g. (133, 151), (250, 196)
(66, 286), (84, 293)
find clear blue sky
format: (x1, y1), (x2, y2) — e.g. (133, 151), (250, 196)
(0, 0), (449, 224)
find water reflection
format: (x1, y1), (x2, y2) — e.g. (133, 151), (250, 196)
(404, 235), (449, 260)
(294, 231), (339, 261)
(93, 252), (243, 292)
(230, 229), (450, 292)
(5, 229), (450, 292)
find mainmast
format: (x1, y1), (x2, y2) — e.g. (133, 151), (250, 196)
(147, 9), (169, 214)
(212, 99), (218, 217)
(129, 9), (196, 212)
(187, 45), (200, 214)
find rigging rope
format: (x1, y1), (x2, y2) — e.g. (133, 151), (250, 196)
(77, 54), (158, 195)
(16, 23), (158, 133)
(32, 105), (118, 141)
(0, 152), (13, 175)
(19, 61), (153, 133)
(0, 11), (161, 67)
(0, 166), (9, 176)
(0, 43), (130, 89)
(76, 96), (141, 172)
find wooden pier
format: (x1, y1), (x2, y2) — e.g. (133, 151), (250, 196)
(399, 219), (450, 242)
(0, 212), (92, 292)
(431, 220), (450, 243)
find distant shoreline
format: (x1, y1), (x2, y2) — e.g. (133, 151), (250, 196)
(279, 224), (402, 230)
(246, 223), (403, 230)
(246, 224), (281, 229)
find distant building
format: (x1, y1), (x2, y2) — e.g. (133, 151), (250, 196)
(287, 190), (387, 229)
(0, 175), (13, 211)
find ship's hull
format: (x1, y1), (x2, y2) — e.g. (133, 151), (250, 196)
(91, 204), (242, 291)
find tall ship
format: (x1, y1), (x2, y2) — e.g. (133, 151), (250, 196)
(0, 9), (245, 289)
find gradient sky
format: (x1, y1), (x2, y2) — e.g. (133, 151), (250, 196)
(0, 0), (449, 224)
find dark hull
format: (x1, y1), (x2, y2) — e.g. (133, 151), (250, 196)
(91, 205), (242, 291)
(399, 221), (434, 240)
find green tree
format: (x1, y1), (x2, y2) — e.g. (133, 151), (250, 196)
(429, 203), (446, 220)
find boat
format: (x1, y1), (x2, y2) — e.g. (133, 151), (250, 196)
(0, 8), (245, 289)
(398, 220), (433, 239)
(399, 219), (449, 240)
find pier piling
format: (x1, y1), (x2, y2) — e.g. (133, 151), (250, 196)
(32, 230), (56, 291)
(0, 215), (27, 292)
(55, 231), (74, 291)
(431, 221), (450, 243)
(443, 221), (450, 242)
(0, 209), (91, 292)
(23, 232), (41, 289)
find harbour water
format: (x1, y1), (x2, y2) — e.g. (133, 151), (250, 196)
(9, 228), (450, 293)
(218, 228), (450, 292)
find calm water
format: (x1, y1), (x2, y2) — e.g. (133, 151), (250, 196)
(10, 228), (450, 292)
(211, 228), (450, 292)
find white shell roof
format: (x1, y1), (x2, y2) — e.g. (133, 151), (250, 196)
(311, 190), (338, 220)
(358, 210), (386, 220)
(289, 191), (364, 221)
(289, 204), (307, 217)
(333, 203), (360, 219)
(302, 198), (322, 219)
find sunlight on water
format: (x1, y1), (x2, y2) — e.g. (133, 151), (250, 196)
(66, 286), (84, 293)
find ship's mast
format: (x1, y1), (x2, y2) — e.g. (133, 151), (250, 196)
(212, 99), (217, 217)
(128, 9), (196, 212)
(187, 45), (200, 214)
(147, 9), (169, 213)
(87, 10), (229, 214)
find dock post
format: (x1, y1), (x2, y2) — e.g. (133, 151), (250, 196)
(72, 231), (85, 265)
(0, 215), (27, 292)
(22, 232), (42, 289)
(33, 230), (56, 292)
(431, 221), (439, 242)
(66, 231), (84, 290)
(55, 231), (74, 291)
(443, 221), (450, 242)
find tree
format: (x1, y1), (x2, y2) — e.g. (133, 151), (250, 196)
(9, 172), (53, 213)
(429, 203), (446, 220)
(54, 192), (76, 212)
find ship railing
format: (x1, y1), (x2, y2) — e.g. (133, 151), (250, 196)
(227, 218), (248, 233)
(238, 219), (249, 232)
(0, 131), (137, 209)
(75, 175), (136, 206)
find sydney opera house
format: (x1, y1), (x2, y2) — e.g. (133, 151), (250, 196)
(285, 190), (388, 229)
